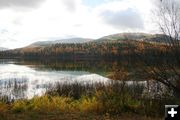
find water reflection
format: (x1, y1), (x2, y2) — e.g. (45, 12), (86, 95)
(0, 62), (110, 100)
(0, 59), (168, 101)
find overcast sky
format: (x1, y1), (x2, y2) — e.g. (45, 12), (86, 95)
(0, 0), (158, 49)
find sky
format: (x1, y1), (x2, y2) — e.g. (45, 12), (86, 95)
(0, 0), (158, 49)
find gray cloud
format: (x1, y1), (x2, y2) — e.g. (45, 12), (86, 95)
(0, 29), (8, 34)
(61, 0), (77, 12)
(0, 0), (45, 9)
(100, 8), (144, 30)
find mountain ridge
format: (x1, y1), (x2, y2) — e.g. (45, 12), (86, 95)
(97, 33), (170, 43)
(28, 38), (94, 47)
(24, 33), (170, 49)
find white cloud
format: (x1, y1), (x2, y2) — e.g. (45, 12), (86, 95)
(0, 0), (157, 49)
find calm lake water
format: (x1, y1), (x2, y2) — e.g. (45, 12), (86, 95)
(0, 59), (114, 100)
(0, 59), (166, 101)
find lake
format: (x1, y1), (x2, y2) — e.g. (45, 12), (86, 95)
(0, 59), (115, 100)
(0, 59), (166, 101)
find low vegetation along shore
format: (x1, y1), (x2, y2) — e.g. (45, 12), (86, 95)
(0, 82), (179, 120)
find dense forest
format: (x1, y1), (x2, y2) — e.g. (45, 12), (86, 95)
(0, 39), (169, 60)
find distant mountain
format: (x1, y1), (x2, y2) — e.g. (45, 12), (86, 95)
(0, 33), (174, 59)
(0, 47), (8, 51)
(98, 33), (150, 41)
(97, 33), (170, 44)
(27, 33), (171, 48)
(28, 38), (94, 47)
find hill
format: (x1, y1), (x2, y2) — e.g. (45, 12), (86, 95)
(0, 33), (170, 59)
(26, 33), (170, 48)
(97, 33), (170, 44)
(28, 38), (94, 47)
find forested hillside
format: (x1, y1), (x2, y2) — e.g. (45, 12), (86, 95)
(0, 33), (169, 59)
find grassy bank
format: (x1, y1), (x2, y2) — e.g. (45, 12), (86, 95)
(0, 82), (179, 120)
